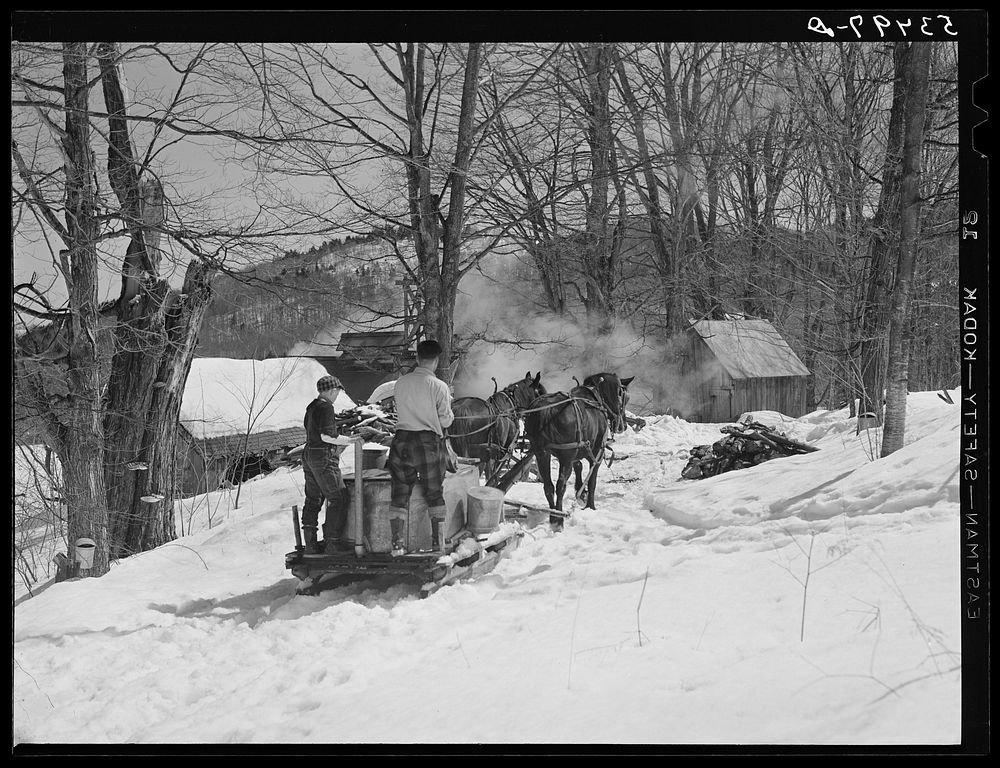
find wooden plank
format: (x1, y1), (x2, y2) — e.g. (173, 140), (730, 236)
(502, 499), (570, 518)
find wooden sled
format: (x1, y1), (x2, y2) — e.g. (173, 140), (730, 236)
(286, 524), (523, 598)
(285, 439), (524, 597)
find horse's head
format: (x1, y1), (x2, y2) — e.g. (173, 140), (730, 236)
(583, 373), (634, 433)
(504, 371), (546, 410)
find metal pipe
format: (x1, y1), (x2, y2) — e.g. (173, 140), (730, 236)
(292, 505), (303, 551)
(353, 437), (365, 557)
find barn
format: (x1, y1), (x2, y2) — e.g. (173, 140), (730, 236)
(177, 357), (355, 497)
(679, 319), (811, 423)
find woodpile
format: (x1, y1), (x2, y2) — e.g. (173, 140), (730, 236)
(681, 419), (817, 480)
(335, 408), (398, 443)
(624, 414), (647, 431)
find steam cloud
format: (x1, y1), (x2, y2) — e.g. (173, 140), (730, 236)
(452, 254), (695, 417)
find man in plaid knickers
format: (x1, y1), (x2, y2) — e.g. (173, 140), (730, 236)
(385, 339), (455, 555)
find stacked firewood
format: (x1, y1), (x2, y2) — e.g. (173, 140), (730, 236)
(624, 415), (647, 432)
(681, 419), (817, 480)
(335, 407), (398, 443)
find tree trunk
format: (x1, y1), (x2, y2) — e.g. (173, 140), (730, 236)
(61, 43), (111, 574)
(105, 264), (214, 555)
(615, 58), (678, 337)
(881, 43), (931, 456)
(437, 43), (483, 382)
(857, 42), (909, 428)
(578, 43), (616, 331)
(660, 43), (703, 334)
(97, 43), (215, 557)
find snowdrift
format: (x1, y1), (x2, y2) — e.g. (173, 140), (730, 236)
(13, 390), (963, 745)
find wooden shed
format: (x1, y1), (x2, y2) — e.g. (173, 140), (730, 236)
(312, 330), (416, 403)
(177, 424), (308, 497)
(679, 319), (810, 423)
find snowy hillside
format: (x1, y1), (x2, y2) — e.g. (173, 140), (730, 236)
(13, 391), (962, 745)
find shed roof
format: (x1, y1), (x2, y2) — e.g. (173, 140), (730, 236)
(689, 319), (810, 380)
(193, 426), (308, 458)
(337, 330), (409, 350)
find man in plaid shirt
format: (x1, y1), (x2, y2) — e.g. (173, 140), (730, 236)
(385, 339), (455, 555)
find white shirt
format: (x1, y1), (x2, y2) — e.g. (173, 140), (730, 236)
(393, 366), (454, 436)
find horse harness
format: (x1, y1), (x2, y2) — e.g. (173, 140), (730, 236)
(536, 383), (620, 460)
(450, 388), (519, 446)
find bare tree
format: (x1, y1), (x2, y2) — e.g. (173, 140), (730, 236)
(12, 42), (286, 572)
(881, 42), (932, 456)
(855, 42), (910, 428)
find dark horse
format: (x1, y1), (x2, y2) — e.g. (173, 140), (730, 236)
(449, 372), (546, 481)
(523, 372), (633, 511)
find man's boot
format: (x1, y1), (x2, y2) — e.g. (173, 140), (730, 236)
(389, 518), (406, 557)
(323, 507), (350, 554)
(429, 506), (448, 553)
(303, 525), (322, 555)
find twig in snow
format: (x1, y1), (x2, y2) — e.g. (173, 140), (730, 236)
(456, 631), (472, 669)
(636, 566), (649, 648)
(869, 664), (962, 704)
(13, 658), (54, 709)
(793, 653), (898, 700)
(772, 523), (850, 642)
(864, 549), (959, 673)
(695, 612), (715, 651)
(131, 542), (210, 571)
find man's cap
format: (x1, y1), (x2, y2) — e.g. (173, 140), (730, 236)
(416, 339), (443, 359)
(317, 374), (343, 392)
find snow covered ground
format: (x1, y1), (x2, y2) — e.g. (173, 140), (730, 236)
(13, 391), (963, 746)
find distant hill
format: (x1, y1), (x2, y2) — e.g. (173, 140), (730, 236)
(196, 234), (415, 359)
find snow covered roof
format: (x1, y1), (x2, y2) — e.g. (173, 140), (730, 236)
(180, 357), (356, 441)
(367, 380), (396, 404)
(689, 319), (810, 380)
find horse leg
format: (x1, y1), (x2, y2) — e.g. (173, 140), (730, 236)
(534, 449), (556, 510)
(573, 460), (585, 502)
(482, 449), (493, 482)
(585, 451), (603, 510)
(554, 457), (574, 512)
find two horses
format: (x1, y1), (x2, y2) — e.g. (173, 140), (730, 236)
(449, 372), (545, 482)
(523, 372), (633, 511)
(451, 369), (634, 512)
